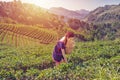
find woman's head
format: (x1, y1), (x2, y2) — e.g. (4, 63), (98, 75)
(65, 31), (74, 38)
(64, 31), (74, 45)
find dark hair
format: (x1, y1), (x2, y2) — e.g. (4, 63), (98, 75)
(65, 32), (74, 38)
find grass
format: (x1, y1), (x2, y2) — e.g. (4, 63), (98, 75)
(0, 39), (120, 80)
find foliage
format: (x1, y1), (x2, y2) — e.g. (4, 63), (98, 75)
(89, 22), (120, 41)
(0, 40), (120, 80)
(0, 23), (57, 46)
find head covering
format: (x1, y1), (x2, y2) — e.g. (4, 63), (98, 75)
(65, 31), (74, 38)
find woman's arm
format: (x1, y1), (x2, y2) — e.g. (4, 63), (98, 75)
(61, 49), (67, 63)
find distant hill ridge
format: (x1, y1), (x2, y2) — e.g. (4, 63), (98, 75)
(49, 7), (89, 20)
(84, 4), (120, 23)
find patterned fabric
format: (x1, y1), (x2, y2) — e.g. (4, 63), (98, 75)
(52, 41), (65, 62)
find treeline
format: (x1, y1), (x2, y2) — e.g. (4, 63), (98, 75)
(95, 13), (120, 22)
(89, 22), (120, 41)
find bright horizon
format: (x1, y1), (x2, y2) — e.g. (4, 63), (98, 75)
(1, 0), (120, 11)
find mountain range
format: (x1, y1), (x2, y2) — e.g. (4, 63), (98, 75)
(49, 7), (89, 20)
(84, 4), (120, 23)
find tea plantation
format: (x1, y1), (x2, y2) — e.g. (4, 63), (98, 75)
(0, 39), (120, 80)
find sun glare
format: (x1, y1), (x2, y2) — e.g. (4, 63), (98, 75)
(22, 0), (54, 9)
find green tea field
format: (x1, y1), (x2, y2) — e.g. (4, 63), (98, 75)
(0, 40), (120, 80)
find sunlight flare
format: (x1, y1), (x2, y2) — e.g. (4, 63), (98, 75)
(22, 0), (55, 9)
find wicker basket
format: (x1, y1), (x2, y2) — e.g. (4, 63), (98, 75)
(65, 38), (75, 54)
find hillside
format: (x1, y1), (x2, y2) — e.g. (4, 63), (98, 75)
(0, 23), (58, 47)
(85, 4), (120, 23)
(82, 4), (120, 41)
(0, 1), (65, 28)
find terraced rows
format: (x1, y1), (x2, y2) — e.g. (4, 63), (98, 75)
(0, 23), (57, 47)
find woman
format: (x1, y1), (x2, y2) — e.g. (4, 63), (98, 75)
(52, 32), (74, 66)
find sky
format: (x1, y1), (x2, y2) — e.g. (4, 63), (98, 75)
(1, 0), (120, 11)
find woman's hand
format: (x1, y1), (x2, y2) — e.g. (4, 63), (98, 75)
(64, 58), (68, 63)
(61, 49), (67, 63)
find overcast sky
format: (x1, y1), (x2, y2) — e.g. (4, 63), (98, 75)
(0, 0), (120, 11)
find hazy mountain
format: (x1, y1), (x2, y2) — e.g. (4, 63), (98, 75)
(76, 9), (89, 18)
(84, 4), (120, 23)
(49, 7), (89, 20)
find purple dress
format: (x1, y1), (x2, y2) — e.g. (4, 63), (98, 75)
(52, 41), (66, 62)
